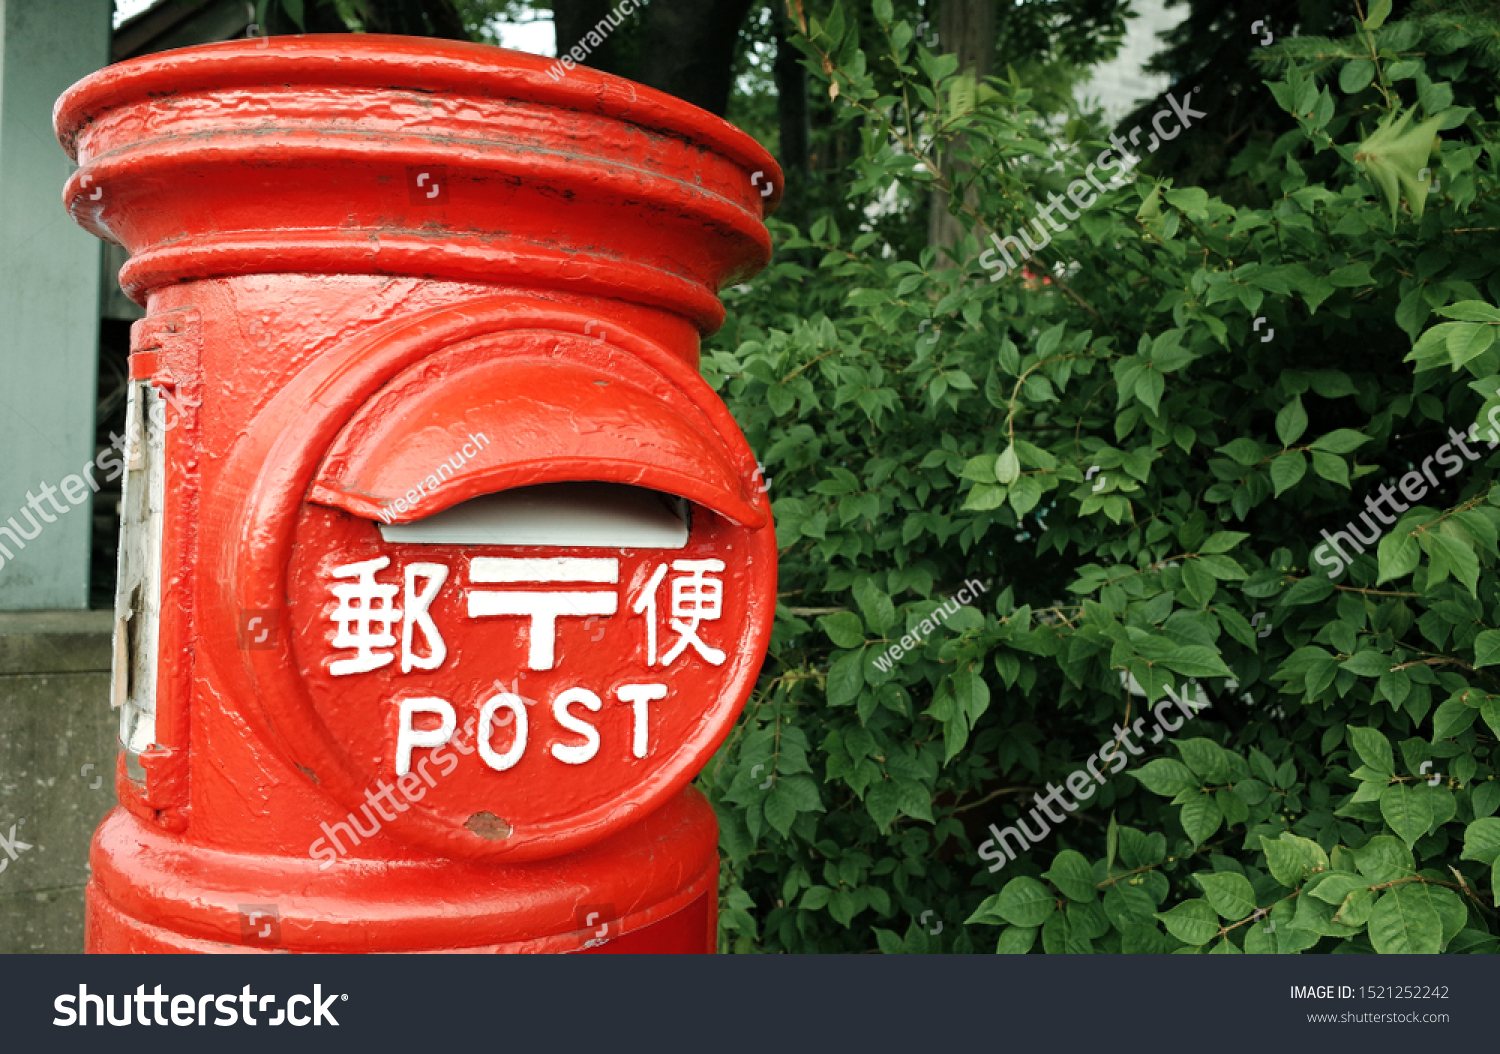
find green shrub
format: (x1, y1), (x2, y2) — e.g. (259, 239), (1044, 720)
(699, 1), (1500, 953)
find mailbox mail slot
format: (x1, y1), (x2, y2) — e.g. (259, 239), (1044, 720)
(378, 483), (690, 549)
(231, 307), (778, 863)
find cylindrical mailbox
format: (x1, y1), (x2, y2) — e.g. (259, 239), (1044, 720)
(55, 35), (779, 953)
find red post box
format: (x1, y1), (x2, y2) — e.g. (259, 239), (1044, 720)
(55, 35), (780, 953)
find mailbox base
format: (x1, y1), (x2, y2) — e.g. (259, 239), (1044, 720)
(85, 787), (719, 954)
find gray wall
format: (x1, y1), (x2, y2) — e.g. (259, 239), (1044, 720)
(0, 610), (116, 952)
(0, 0), (113, 611)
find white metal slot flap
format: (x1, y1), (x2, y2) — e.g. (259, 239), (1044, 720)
(377, 481), (689, 549)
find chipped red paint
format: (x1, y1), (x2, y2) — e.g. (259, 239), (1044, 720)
(56, 35), (779, 954)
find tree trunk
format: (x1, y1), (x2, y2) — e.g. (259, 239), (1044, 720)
(359, 0), (471, 39)
(774, 5), (809, 226)
(554, 0), (756, 117)
(635, 0), (758, 117)
(926, 0), (996, 256)
(263, 0), (467, 38)
(553, 0), (631, 77)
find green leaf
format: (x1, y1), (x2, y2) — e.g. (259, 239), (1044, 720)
(1402, 882), (1467, 945)
(1216, 787), (1249, 827)
(1262, 840), (1303, 888)
(1276, 396), (1308, 446)
(1432, 695), (1479, 740)
(1333, 887), (1376, 928)
(994, 876), (1057, 928)
(1218, 438), (1267, 465)
(1311, 450), (1350, 487)
(952, 666), (991, 727)
(1368, 884), (1443, 953)
(1233, 778), (1270, 805)
(1342, 651), (1391, 678)
(1159, 646), (1234, 678)
(1176, 738), (1230, 781)
(1282, 577), (1335, 606)
(1040, 910), (1082, 954)
(1363, 0), (1392, 30)
(1447, 324), (1496, 368)
(995, 444), (1021, 485)
(1355, 835), (1416, 884)
(828, 889), (860, 927)
(1199, 531), (1249, 554)
(1349, 726), (1394, 774)
(1134, 758), (1199, 796)
(1377, 529), (1420, 583)
(1473, 781), (1500, 820)
(1181, 560), (1216, 606)
(851, 579), (896, 635)
(1118, 828), (1166, 870)
(995, 926), (1038, 954)
(1155, 900), (1220, 946)
(826, 649), (865, 706)
(1102, 882), (1156, 929)
(1262, 833), (1329, 888)
(1474, 630), (1500, 667)
(764, 783), (799, 836)
(964, 484), (1007, 511)
(1355, 107), (1445, 227)
(1438, 300), (1500, 323)
(800, 885), (833, 911)
(1460, 817), (1500, 866)
(1308, 873), (1371, 906)
(1329, 262), (1375, 287)
(1044, 850), (1098, 903)
(1339, 59), (1375, 95)
(819, 611), (866, 649)
(966, 892), (1004, 925)
(1429, 530), (1482, 594)
(1009, 475), (1043, 516)
(1243, 911), (1287, 953)
(1380, 782), (1435, 849)
(873, 928), (905, 954)
(1195, 872), (1257, 920)
(1180, 794), (1223, 846)
(1165, 187), (1210, 214)
(1310, 429), (1370, 453)
(1270, 451), (1307, 496)
(865, 780), (898, 831)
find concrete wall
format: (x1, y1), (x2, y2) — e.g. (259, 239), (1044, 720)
(0, 0), (113, 610)
(0, 610), (116, 952)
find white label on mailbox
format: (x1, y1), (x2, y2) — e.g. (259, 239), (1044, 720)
(113, 382), (166, 756)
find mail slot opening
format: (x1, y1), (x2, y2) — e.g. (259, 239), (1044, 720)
(376, 481), (690, 549)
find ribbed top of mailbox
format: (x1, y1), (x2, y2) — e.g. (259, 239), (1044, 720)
(54, 35), (781, 332)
